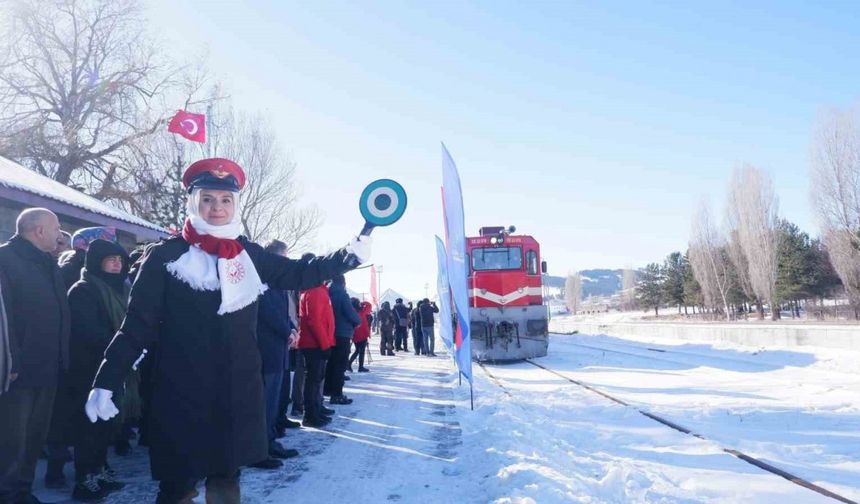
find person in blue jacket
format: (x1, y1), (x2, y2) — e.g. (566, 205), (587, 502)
(324, 274), (361, 405)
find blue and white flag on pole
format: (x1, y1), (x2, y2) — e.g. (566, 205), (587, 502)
(441, 143), (473, 384)
(435, 236), (454, 352)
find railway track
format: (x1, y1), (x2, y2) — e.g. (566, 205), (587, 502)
(477, 359), (857, 504)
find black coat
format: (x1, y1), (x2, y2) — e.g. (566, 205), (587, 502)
(67, 241), (130, 397)
(393, 302), (410, 329)
(256, 289), (294, 374)
(0, 236), (70, 388)
(419, 302), (439, 326)
(329, 282), (361, 339)
(93, 237), (355, 481)
(58, 249), (85, 290)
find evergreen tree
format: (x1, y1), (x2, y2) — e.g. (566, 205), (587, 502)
(636, 262), (664, 316)
(775, 220), (814, 311)
(662, 252), (685, 313)
(682, 250), (703, 312)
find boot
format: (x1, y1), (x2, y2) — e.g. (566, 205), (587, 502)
(97, 466), (126, 492)
(249, 457), (283, 470)
(269, 443), (299, 459)
(358, 367), (370, 372)
(330, 395), (353, 405)
(72, 474), (108, 502)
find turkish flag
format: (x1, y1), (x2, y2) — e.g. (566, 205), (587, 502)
(167, 110), (206, 143)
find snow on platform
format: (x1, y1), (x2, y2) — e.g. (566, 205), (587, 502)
(31, 332), (860, 503)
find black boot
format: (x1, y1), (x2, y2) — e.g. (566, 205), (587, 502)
(249, 457), (283, 470)
(97, 466), (126, 492)
(72, 474), (108, 502)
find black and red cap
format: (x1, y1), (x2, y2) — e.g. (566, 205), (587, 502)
(182, 158), (246, 193)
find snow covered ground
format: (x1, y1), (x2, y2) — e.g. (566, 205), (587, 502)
(32, 330), (860, 503)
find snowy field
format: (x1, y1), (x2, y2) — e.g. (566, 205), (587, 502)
(33, 331), (860, 503)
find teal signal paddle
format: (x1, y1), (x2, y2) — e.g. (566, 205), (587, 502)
(359, 179), (407, 236)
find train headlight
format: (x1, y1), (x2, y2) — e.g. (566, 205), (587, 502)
(490, 237), (497, 244)
(480, 308), (487, 316)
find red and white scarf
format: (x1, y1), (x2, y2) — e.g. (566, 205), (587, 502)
(166, 194), (266, 314)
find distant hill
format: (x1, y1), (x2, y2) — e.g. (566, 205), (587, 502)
(544, 269), (625, 298)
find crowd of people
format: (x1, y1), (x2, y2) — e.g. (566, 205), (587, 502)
(0, 157), (419, 503)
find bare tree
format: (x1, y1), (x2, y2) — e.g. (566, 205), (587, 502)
(564, 271), (582, 315)
(0, 0), (206, 205)
(810, 107), (860, 315)
(621, 267), (637, 311)
(208, 102), (321, 250)
(689, 202), (732, 320)
(727, 165), (781, 319)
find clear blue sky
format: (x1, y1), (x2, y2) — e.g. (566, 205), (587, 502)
(147, 0), (860, 299)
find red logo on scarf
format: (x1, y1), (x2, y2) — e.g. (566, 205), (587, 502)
(225, 259), (246, 284)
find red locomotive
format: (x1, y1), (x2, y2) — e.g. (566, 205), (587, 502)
(466, 226), (549, 361)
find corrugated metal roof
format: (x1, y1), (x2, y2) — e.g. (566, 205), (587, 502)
(0, 155), (165, 232)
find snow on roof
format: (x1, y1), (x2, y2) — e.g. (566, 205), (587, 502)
(0, 155), (164, 232)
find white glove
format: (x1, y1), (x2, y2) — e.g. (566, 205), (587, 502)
(132, 349), (148, 371)
(85, 388), (120, 423)
(346, 235), (372, 264)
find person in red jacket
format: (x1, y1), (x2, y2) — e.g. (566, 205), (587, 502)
(297, 280), (335, 427)
(348, 300), (373, 373)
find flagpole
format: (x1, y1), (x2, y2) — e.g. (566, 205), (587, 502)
(206, 103), (213, 157)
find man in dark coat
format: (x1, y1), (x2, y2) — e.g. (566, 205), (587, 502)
(325, 274), (361, 405)
(411, 301), (424, 355)
(85, 159), (372, 504)
(0, 208), (69, 504)
(376, 302), (396, 356)
(392, 298), (410, 352)
(255, 266), (300, 468)
(419, 299), (440, 356)
(67, 239), (130, 500)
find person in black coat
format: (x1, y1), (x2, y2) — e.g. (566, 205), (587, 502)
(392, 298), (410, 352)
(0, 208), (69, 504)
(419, 298), (440, 356)
(411, 301), (424, 355)
(254, 256), (300, 468)
(376, 302), (396, 356)
(67, 239), (130, 500)
(85, 159), (372, 504)
(325, 274), (361, 404)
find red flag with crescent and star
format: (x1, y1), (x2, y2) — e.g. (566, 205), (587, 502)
(167, 110), (206, 143)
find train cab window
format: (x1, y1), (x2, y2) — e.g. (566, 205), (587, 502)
(526, 250), (538, 275)
(471, 246), (523, 271)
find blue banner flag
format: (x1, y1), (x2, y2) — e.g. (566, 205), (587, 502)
(441, 143), (473, 384)
(435, 236), (454, 352)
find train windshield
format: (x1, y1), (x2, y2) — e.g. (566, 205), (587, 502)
(471, 246), (523, 271)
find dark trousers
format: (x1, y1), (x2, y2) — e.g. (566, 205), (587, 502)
(380, 331), (394, 355)
(157, 470), (240, 504)
(324, 339), (350, 397)
(262, 371), (284, 443)
(291, 355), (305, 414)
(412, 327), (424, 354)
(73, 406), (113, 479)
(349, 340), (368, 369)
(0, 384), (57, 501)
(302, 350), (325, 421)
(394, 327), (408, 350)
